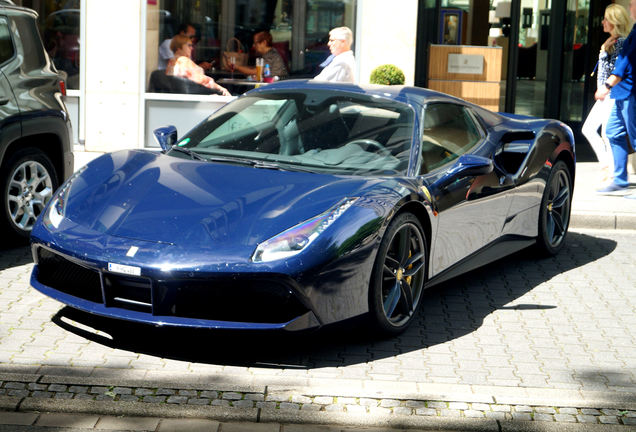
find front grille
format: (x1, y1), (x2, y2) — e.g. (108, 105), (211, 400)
(156, 278), (309, 324)
(36, 248), (103, 303)
(103, 273), (152, 313)
(35, 247), (309, 324)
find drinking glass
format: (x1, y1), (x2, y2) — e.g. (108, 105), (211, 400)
(256, 58), (263, 82)
(230, 56), (236, 79)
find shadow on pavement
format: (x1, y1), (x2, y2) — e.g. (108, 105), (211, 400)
(51, 231), (617, 369)
(0, 242), (32, 271)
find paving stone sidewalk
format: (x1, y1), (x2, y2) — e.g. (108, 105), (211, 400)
(1, 229), (636, 430)
(571, 162), (636, 230)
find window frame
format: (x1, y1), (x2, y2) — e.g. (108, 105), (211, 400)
(418, 101), (486, 175)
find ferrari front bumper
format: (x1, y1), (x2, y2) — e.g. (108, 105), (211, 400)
(30, 244), (320, 331)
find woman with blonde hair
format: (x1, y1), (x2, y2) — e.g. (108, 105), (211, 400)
(582, 3), (631, 182)
(166, 34), (230, 96)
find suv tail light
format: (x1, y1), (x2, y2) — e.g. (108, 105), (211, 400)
(59, 80), (66, 96)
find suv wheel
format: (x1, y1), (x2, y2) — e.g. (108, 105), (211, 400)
(1, 148), (58, 242)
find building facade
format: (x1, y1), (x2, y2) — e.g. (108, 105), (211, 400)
(14, 0), (631, 164)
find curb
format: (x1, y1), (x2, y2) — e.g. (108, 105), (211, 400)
(1, 372), (636, 429)
(1, 398), (634, 431)
(570, 211), (636, 230)
(2, 370), (636, 411)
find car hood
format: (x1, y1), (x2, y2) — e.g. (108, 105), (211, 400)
(61, 150), (384, 252)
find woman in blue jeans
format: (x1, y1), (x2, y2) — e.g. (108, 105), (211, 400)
(595, 0), (636, 198)
(582, 4), (630, 183)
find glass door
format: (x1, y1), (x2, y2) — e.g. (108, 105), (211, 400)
(560, 0), (591, 123)
(513, 0), (551, 117)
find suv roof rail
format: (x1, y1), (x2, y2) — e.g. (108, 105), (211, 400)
(0, 0), (16, 5)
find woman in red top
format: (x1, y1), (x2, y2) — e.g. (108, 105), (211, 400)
(167, 35), (230, 96)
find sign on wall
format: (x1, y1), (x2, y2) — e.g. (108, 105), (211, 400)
(447, 54), (484, 74)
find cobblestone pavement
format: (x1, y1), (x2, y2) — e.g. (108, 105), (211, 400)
(1, 229), (636, 429)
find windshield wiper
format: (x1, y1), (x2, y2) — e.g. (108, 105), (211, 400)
(202, 156), (291, 170)
(206, 156), (257, 166)
(253, 161), (287, 171)
(169, 146), (207, 161)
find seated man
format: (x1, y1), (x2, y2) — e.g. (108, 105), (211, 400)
(234, 31), (288, 79)
(314, 27), (356, 83)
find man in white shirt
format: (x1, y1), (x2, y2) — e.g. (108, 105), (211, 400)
(314, 27), (356, 83)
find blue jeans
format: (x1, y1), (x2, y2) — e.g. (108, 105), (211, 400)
(606, 94), (636, 187)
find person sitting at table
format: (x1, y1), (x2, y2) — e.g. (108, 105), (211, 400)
(314, 27), (355, 83)
(234, 31), (288, 79)
(159, 23), (212, 71)
(166, 35), (231, 96)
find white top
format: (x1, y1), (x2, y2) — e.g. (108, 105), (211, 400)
(158, 38), (173, 70)
(314, 50), (356, 83)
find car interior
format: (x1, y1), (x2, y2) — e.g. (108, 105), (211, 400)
(194, 94), (415, 173)
(420, 103), (481, 173)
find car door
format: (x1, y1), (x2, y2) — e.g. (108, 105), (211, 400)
(418, 102), (511, 277)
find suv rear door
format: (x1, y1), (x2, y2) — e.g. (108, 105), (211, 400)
(0, 14), (20, 145)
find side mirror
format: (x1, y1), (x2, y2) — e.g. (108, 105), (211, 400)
(437, 154), (494, 188)
(153, 125), (178, 151)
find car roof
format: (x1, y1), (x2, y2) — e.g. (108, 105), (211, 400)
(248, 79), (452, 104)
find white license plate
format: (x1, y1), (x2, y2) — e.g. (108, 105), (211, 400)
(108, 262), (141, 276)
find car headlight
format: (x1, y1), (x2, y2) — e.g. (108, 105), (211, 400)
(252, 198), (357, 263)
(43, 166), (86, 231)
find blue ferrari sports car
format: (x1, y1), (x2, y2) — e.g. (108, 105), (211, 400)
(30, 80), (575, 335)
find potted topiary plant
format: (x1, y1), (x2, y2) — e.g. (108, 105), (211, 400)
(369, 64), (405, 85)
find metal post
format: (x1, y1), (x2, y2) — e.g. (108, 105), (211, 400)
(504, 0), (521, 113)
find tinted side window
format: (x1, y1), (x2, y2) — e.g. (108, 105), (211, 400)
(420, 103), (481, 173)
(13, 15), (46, 70)
(0, 17), (15, 64)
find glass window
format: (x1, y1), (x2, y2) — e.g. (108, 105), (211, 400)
(420, 103), (481, 173)
(146, 0), (356, 95)
(16, 0), (81, 89)
(513, 1), (551, 118)
(560, 0), (590, 123)
(0, 17), (14, 64)
(303, 0), (355, 74)
(203, 99), (287, 143)
(174, 90), (414, 176)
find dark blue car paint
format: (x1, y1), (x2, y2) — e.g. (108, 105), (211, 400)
(30, 149), (418, 328)
(30, 82), (575, 331)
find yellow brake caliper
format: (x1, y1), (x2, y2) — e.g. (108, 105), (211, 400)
(406, 251), (413, 285)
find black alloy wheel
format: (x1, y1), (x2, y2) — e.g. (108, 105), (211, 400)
(537, 160), (572, 256)
(370, 212), (427, 335)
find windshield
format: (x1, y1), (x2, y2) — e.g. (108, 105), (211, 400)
(175, 90), (415, 176)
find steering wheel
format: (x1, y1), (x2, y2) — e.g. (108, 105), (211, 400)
(347, 139), (392, 157)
